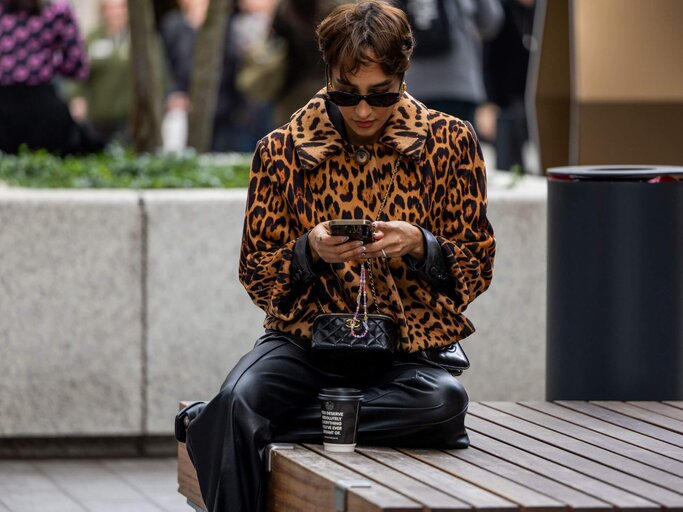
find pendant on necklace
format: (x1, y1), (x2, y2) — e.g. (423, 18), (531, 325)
(354, 148), (370, 165)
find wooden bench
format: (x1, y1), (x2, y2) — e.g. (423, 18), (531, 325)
(177, 400), (683, 511)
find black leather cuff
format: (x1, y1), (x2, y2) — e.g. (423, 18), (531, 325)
(291, 232), (318, 285)
(174, 401), (206, 443)
(403, 226), (449, 286)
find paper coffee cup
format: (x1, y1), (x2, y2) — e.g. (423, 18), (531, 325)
(318, 388), (363, 452)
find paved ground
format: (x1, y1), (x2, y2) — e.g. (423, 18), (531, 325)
(0, 458), (188, 512)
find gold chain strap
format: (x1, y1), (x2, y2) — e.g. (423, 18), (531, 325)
(366, 264), (380, 313)
(366, 156), (400, 312)
(375, 156), (401, 224)
(316, 156), (401, 314)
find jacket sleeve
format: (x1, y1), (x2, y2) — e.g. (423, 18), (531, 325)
(54, 4), (89, 80)
(431, 121), (496, 311)
(238, 140), (317, 320)
(403, 226), (449, 287)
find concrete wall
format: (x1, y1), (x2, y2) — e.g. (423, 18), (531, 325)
(0, 190), (143, 436)
(143, 190), (264, 435)
(0, 171), (547, 437)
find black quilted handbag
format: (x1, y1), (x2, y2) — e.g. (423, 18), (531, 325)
(311, 313), (398, 377)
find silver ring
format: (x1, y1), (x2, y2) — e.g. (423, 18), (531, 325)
(316, 235), (323, 242)
(381, 249), (388, 259)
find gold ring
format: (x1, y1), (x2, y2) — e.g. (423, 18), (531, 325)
(381, 249), (388, 259)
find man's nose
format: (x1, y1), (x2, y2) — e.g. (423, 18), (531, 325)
(355, 99), (372, 117)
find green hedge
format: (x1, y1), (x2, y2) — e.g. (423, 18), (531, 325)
(0, 147), (252, 189)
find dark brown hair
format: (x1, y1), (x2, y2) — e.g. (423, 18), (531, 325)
(4, 0), (45, 14)
(316, 0), (413, 79)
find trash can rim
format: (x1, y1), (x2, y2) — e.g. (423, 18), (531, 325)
(547, 165), (683, 178)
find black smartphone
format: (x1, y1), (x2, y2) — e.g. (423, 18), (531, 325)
(329, 219), (374, 243)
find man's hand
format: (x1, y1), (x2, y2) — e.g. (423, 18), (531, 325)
(363, 221), (425, 261)
(69, 96), (87, 122)
(308, 221), (368, 263)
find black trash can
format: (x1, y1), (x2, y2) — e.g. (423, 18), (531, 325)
(547, 165), (683, 400)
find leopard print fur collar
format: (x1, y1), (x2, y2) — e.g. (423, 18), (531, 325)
(291, 88), (429, 170)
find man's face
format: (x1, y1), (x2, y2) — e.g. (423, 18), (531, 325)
(328, 56), (403, 145)
(101, 0), (128, 35)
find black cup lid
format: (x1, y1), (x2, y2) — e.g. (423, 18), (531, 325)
(318, 387), (363, 400)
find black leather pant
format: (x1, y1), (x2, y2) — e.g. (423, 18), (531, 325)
(185, 331), (470, 512)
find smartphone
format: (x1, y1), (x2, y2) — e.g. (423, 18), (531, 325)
(329, 219), (374, 243)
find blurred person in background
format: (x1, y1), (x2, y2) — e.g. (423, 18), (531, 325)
(479, 0), (535, 172)
(0, 0), (102, 154)
(160, 0), (269, 152)
(68, 0), (132, 146)
(268, 0), (344, 126)
(160, 0), (206, 119)
(230, 0), (275, 135)
(403, 0), (503, 125)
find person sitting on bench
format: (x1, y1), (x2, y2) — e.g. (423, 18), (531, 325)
(175, 1), (496, 510)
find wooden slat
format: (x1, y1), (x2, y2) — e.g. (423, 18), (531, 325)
(467, 406), (674, 509)
(398, 448), (565, 512)
(471, 403), (683, 501)
(663, 401), (683, 411)
(627, 401), (683, 422)
(486, 402), (683, 476)
(465, 429), (654, 511)
(351, 446), (518, 512)
(445, 442), (611, 511)
(268, 445), (422, 512)
(305, 444), (475, 511)
(591, 401), (683, 435)
(522, 401), (683, 462)
(177, 442), (207, 511)
(556, 401), (683, 448)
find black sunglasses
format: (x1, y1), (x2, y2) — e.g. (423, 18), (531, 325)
(326, 71), (405, 108)
(326, 89), (403, 108)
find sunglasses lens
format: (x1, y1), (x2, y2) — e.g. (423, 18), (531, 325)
(327, 91), (359, 107)
(367, 93), (401, 107)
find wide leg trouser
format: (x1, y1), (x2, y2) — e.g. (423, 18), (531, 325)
(185, 331), (470, 512)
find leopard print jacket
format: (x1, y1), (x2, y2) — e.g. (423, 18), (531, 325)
(239, 90), (496, 353)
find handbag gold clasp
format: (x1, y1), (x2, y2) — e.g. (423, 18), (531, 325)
(345, 318), (361, 329)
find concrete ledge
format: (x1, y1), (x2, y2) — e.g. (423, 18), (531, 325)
(0, 171), (547, 436)
(143, 190), (264, 435)
(0, 190), (143, 436)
